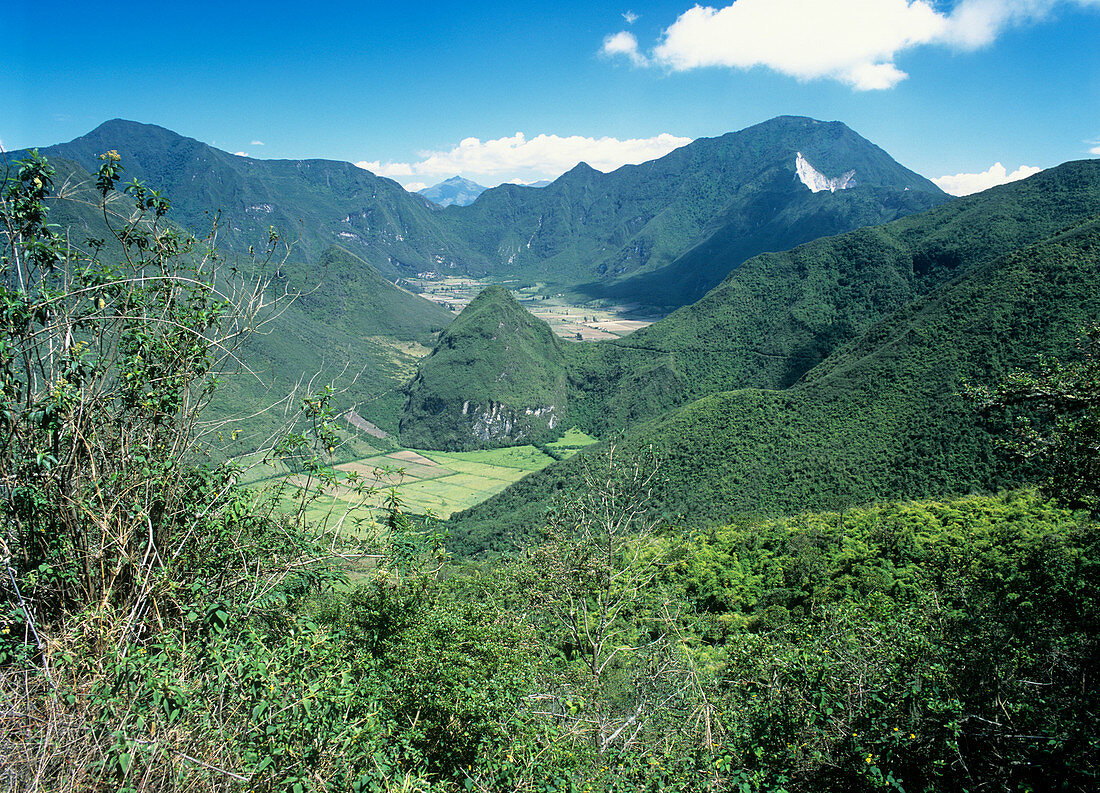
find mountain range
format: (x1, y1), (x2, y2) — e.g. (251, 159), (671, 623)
(19, 115), (948, 314)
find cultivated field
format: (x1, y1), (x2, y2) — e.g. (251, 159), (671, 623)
(238, 430), (598, 534)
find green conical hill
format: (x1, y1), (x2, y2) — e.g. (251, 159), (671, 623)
(398, 286), (568, 450)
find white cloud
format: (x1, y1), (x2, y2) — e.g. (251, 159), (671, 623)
(932, 162), (1042, 196)
(623, 10), (639, 24)
(356, 131), (692, 188)
(234, 151), (249, 157)
(1088, 139), (1100, 155)
(605, 0), (1100, 90)
(250, 140), (265, 146)
(356, 160), (415, 177)
(601, 30), (649, 66)
(404, 182), (429, 193)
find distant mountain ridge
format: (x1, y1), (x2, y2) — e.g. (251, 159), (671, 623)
(19, 115), (949, 313)
(24, 119), (472, 281)
(445, 116), (949, 309)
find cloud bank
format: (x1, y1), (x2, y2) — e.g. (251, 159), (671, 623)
(932, 162), (1042, 196)
(602, 0), (1100, 89)
(356, 132), (692, 189)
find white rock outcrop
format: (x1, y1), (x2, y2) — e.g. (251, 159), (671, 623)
(796, 152), (856, 193)
(468, 401), (558, 443)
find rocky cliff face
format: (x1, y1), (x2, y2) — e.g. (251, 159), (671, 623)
(467, 401), (559, 443)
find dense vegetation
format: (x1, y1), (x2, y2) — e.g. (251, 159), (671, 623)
(4, 142), (1097, 792)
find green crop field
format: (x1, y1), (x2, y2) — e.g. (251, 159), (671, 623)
(238, 442), (566, 531)
(546, 427), (599, 453)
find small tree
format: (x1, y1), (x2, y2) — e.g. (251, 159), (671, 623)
(529, 444), (691, 755)
(0, 150), (301, 643)
(0, 150), (352, 790)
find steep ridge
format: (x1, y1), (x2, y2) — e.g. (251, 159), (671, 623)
(599, 176), (945, 310)
(29, 119), (481, 280)
(447, 161), (1100, 553)
(398, 286), (568, 450)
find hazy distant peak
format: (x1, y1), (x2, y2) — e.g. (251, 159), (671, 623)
(418, 176), (488, 207)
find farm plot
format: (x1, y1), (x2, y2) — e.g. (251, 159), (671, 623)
(264, 445), (559, 526)
(240, 431), (596, 531)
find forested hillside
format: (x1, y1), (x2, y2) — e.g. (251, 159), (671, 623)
(563, 159), (1100, 434)
(448, 162), (1100, 553)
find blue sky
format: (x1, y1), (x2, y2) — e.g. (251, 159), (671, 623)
(4, 1), (1099, 194)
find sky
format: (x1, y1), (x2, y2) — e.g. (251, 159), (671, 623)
(3, 1), (1099, 195)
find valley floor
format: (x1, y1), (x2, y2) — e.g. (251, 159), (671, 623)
(405, 276), (659, 340)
